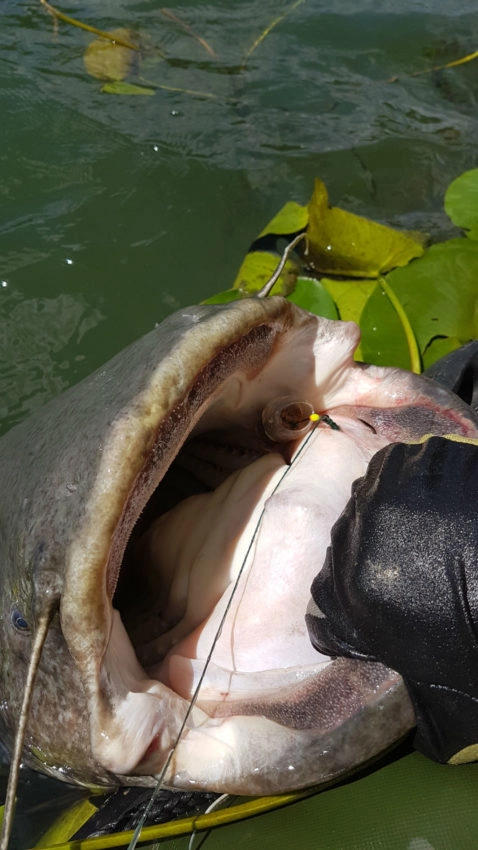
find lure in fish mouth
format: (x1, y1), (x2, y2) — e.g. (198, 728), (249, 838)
(0, 296), (477, 818)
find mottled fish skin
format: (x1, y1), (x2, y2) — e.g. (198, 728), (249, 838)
(0, 296), (477, 794)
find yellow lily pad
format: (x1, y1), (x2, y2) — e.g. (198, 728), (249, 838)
(320, 277), (378, 361)
(257, 201), (309, 238)
(84, 29), (139, 81)
(307, 179), (425, 278)
(232, 251), (299, 296)
(320, 277), (378, 324)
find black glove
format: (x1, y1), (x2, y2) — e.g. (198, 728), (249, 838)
(424, 340), (478, 412)
(307, 435), (478, 764)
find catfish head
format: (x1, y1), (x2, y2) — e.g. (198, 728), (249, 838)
(0, 296), (477, 807)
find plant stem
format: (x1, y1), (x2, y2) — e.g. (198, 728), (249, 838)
(377, 275), (421, 373)
(40, 0), (141, 52)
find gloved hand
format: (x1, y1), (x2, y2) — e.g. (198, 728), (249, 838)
(307, 434), (478, 765)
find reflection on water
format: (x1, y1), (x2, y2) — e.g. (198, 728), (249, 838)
(1, 0), (478, 844)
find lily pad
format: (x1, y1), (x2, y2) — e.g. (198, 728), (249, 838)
(203, 278), (337, 319)
(360, 239), (478, 369)
(287, 277), (338, 320)
(208, 172), (478, 373)
(360, 287), (411, 370)
(422, 336), (462, 370)
(84, 29), (139, 81)
(320, 278), (378, 324)
(202, 289), (242, 305)
(257, 201), (309, 238)
(232, 251), (299, 296)
(444, 168), (478, 241)
(307, 179), (425, 278)
(319, 278), (378, 362)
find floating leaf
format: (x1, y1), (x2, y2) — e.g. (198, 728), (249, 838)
(101, 80), (155, 95)
(377, 275), (421, 373)
(320, 278), (378, 324)
(361, 239), (478, 369)
(307, 178), (425, 278)
(208, 172), (477, 373)
(444, 168), (478, 241)
(360, 288), (411, 370)
(287, 278), (338, 320)
(232, 251), (299, 296)
(422, 336), (462, 371)
(202, 289), (242, 305)
(257, 201), (308, 238)
(318, 278), (377, 361)
(203, 278), (337, 320)
(84, 29), (139, 81)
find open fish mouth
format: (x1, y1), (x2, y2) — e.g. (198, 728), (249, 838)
(4, 297), (478, 796)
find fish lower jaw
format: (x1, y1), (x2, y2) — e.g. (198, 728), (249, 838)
(95, 606), (332, 780)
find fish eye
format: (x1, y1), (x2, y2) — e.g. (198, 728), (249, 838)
(11, 607), (30, 633)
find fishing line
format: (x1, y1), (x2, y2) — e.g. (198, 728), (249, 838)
(187, 794), (230, 850)
(127, 412), (337, 850)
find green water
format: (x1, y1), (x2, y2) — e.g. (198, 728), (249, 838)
(1, 0), (478, 846)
